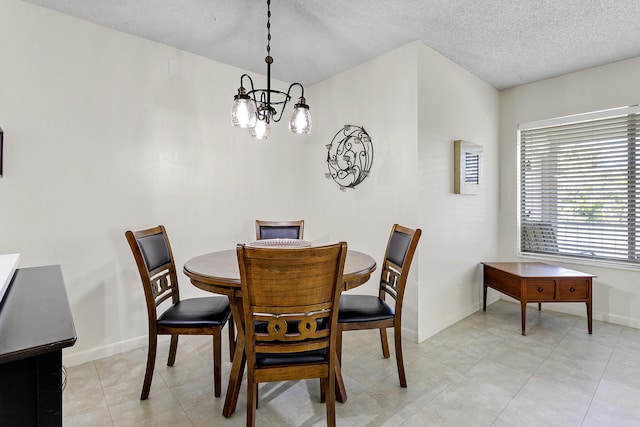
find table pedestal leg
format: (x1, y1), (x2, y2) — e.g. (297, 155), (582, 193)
(223, 296), (246, 418)
(335, 357), (347, 403)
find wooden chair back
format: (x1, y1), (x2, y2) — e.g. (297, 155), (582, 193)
(237, 242), (347, 426)
(255, 219), (304, 240)
(126, 225), (180, 320)
(379, 224), (422, 317)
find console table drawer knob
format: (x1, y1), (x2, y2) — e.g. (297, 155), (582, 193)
(538, 287), (544, 293)
(570, 287), (576, 292)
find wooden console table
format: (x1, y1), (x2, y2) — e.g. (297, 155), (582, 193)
(482, 262), (594, 335)
(0, 265), (77, 426)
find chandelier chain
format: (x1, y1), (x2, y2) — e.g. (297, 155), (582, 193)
(266, 0), (271, 58)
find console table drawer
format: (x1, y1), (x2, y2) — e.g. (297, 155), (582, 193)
(525, 279), (556, 300)
(557, 279), (590, 299)
(485, 267), (521, 299)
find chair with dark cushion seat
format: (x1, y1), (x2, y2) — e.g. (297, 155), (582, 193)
(337, 224), (421, 388)
(125, 225), (235, 400)
(255, 219), (304, 240)
(237, 242), (347, 427)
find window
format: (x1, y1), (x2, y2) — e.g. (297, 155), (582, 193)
(518, 105), (640, 265)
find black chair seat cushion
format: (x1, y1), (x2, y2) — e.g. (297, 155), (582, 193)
(256, 348), (327, 367)
(338, 294), (394, 323)
(158, 296), (231, 328)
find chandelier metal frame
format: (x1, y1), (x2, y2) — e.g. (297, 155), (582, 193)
(231, 0), (310, 138)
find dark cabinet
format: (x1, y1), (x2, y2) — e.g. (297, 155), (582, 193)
(0, 265), (77, 426)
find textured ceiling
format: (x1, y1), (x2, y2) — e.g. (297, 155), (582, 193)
(20, 0), (640, 90)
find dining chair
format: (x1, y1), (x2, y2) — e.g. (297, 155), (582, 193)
(125, 225), (235, 400)
(255, 219), (304, 240)
(237, 242), (347, 427)
(337, 224), (421, 388)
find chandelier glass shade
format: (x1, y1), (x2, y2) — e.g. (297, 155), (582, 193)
(250, 114), (271, 139)
(289, 99), (312, 134)
(230, 89), (258, 129)
(230, 0), (311, 139)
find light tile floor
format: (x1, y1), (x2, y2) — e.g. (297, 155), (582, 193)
(63, 301), (640, 426)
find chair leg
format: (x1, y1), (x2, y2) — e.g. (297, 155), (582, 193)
(141, 333), (157, 400)
(336, 328), (343, 363)
(255, 383), (259, 408)
(320, 377), (326, 403)
(379, 327), (390, 358)
(246, 377), (257, 427)
(167, 334), (179, 366)
(227, 316), (236, 363)
(213, 330), (222, 397)
(326, 358), (336, 427)
(393, 323), (407, 387)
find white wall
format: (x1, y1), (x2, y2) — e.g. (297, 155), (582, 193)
(304, 43), (422, 337)
(416, 44), (501, 340)
(499, 57), (640, 328)
(306, 41), (501, 342)
(1, 0), (503, 366)
(0, 0), (309, 365)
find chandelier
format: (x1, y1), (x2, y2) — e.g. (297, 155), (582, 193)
(230, 0), (311, 140)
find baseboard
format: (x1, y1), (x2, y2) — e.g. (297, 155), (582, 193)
(402, 326), (418, 343)
(66, 295), (637, 367)
(596, 312), (640, 329)
(498, 295), (640, 330)
(535, 302), (640, 330)
(63, 335), (147, 367)
(409, 298), (487, 343)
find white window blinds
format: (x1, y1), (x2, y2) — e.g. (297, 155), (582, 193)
(519, 105), (640, 264)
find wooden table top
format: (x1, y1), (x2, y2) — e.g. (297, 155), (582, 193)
(184, 248), (377, 292)
(482, 262), (595, 278)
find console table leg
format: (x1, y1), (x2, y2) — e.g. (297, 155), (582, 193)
(483, 283), (487, 311)
(586, 301), (593, 334)
(520, 300), (527, 335)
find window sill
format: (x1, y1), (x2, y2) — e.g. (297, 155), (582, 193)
(518, 251), (640, 272)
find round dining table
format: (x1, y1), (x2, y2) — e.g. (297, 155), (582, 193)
(184, 248), (377, 418)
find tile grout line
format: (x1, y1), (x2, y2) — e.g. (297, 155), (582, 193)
(93, 360), (116, 427)
(484, 314), (572, 426)
(578, 325), (624, 426)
